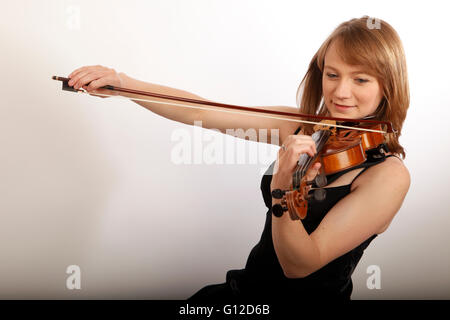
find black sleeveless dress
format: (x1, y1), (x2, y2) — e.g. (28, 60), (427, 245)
(188, 126), (395, 302)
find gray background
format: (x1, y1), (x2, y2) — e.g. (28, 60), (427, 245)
(1, 0), (449, 299)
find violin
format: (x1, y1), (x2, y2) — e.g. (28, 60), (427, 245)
(273, 120), (390, 220)
(52, 75), (395, 221)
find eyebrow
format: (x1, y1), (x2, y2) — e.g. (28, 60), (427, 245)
(324, 65), (370, 75)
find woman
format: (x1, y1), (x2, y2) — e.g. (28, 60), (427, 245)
(67, 16), (410, 301)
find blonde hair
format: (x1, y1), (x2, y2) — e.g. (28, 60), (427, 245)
(296, 16), (409, 159)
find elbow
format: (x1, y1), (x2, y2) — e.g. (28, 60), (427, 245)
(273, 234), (322, 279)
(281, 264), (312, 279)
(277, 247), (321, 279)
(276, 250), (321, 279)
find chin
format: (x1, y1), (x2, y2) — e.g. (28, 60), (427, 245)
(328, 107), (360, 119)
(329, 110), (357, 119)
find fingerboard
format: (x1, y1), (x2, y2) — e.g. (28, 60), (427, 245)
(292, 130), (331, 189)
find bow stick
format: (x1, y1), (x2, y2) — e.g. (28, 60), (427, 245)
(52, 76), (395, 134)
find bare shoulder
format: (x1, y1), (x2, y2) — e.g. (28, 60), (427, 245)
(353, 155), (410, 234)
(353, 155), (411, 197)
(308, 153), (411, 268)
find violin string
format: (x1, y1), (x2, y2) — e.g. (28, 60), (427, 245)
(73, 89), (386, 134)
(295, 130), (330, 188)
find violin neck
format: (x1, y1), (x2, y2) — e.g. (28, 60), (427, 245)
(292, 130), (331, 189)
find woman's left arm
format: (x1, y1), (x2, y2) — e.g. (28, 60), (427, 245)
(272, 158), (410, 278)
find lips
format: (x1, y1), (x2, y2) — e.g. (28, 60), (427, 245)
(334, 102), (355, 109)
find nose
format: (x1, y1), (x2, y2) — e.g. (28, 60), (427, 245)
(333, 79), (352, 100)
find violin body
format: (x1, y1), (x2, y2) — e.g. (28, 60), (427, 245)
(319, 135), (366, 175)
(283, 122), (388, 220)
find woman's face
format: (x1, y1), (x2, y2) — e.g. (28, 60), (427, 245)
(322, 41), (384, 119)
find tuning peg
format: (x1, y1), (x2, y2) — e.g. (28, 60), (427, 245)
(271, 189), (286, 199)
(271, 204), (288, 217)
(306, 188), (327, 202)
(306, 174), (327, 188)
(313, 188), (327, 201)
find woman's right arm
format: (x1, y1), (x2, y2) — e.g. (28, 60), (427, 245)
(68, 65), (301, 145)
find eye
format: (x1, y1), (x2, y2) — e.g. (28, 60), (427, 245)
(356, 78), (369, 84)
(326, 73), (337, 78)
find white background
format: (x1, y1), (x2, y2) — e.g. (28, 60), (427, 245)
(0, 0), (449, 299)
